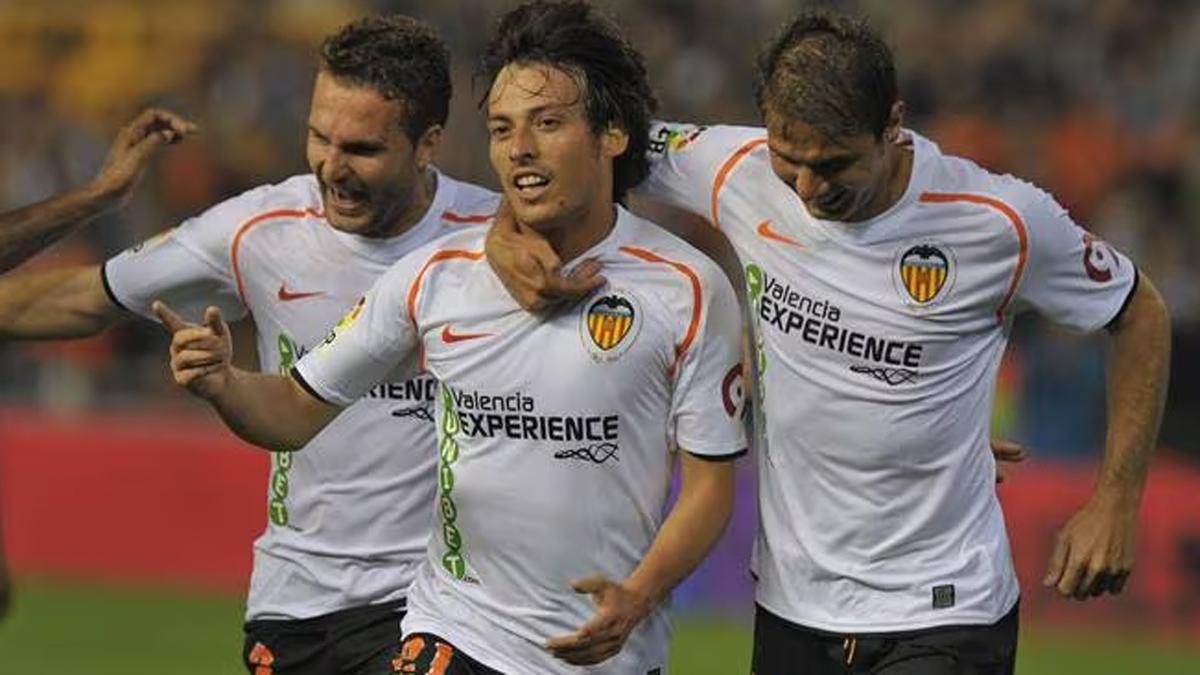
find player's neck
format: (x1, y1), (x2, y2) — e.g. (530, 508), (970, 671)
(377, 169), (438, 238)
(856, 145), (913, 223)
(540, 201), (617, 264)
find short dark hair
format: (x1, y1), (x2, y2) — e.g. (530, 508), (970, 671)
(755, 11), (897, 140)
(320, 15), (452, 142)
(477, 1), (658, 202)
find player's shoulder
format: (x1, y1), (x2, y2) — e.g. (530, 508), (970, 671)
(184, 174), (322, 234)
(396, 224), (488, 278)
(614, 210), (731, 295)
(649, 121), (767, 165)
(918, 134), (1059, 224)
(219, 174), (322, 219)
(436, 174), (500, 226)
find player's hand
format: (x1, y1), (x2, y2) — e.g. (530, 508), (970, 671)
(153, 301), (233, 399)
(545, 575), (652, 666)
(991, 439), (1027, 484)
(485, 199), (605, 311)
(90, 108), (198, 207)
(1042, 491), (1138, 600)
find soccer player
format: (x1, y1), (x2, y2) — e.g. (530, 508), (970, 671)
(0, 16), (497, 674)
(486, 10), (1171, 674)
(158, 2), (745, 673)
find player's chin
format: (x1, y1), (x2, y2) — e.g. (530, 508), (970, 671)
(507, 201), (561, 234)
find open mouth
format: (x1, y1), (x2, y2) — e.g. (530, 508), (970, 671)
(325, 184), (369, 216)
(511, 171), (551, 201)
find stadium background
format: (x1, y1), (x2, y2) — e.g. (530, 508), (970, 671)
(0, 0), (1197, 672)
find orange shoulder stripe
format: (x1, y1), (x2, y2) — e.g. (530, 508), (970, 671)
(441, 210), (494, 224)
(918, 192), (1028, 322)
(230, 208), (323, 305)
(406, 249), (485, 328)
(619, 245), (703, 370)
(710, 137), (767, 230)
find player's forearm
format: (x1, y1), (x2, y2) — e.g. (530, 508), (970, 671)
(207, 368), (337, 451)
(0, 183), (120, 274)
(0, 266), (121, 339)
(624, 456), (736, 611)
(1095, 273), (1170, 504)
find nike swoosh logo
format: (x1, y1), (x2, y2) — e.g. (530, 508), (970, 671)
(441, 325), (492, 344)
(277, 283), (326, 302)
(756, 220), (803, 248)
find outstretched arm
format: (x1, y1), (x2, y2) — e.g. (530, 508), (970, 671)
(546, 452), (736, 665)
(0, 108), (196, 273)
(155, 301), (340, 451)
(1043, 272), (1170, 599)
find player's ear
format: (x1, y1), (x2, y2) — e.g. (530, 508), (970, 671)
(413, 124), (444, 169)
(885, 101), (905, 144)
(600, 125), (629, 159)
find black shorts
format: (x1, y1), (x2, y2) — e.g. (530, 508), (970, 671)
(751, 602), (1018, 675)
(391, 633), (504, 675)
(243, 600), (406, 675)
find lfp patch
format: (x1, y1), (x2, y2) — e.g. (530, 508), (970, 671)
(581, 291), (641, 361)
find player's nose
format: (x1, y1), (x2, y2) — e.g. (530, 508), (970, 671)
(508, 125), (537, 163)
(792, 166), (825, 202)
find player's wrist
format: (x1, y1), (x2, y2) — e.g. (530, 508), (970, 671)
(620, 577), (662, 621)
(1087, 481), (1144, 514)
(78, 179), (127, 214)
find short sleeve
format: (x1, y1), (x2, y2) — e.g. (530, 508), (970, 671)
(636, 121), (764, 221)
(293, 260), (420, 407)
(668, 262), (748, 459)
(101, 184), (283, 322)
(1011, 183), (1137, 331)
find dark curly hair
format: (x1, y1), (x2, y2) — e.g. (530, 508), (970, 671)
(477, 1), (658, 202)
(755, 10), (897, 140)
(320, 15), (452, 142)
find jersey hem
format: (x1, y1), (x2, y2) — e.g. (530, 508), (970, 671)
(685, 446), (747, 462)
(754, 590), (1020, 635)
(99, 262), (131, 313)
(289, 366), (334, 406)
(1104, 266), (1140, 330)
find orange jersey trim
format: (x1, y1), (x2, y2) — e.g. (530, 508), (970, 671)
(918, 192), (1028, 322)
(441, 210), (494, 224)
(618, 246), (704, 370)
(710, 137), (767, 230)
(406, 249), (486, 328)
(230, 208), (323, 306)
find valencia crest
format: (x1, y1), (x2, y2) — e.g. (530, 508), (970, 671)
(895, 243), (955, 306)
(581, 291), (642, 362)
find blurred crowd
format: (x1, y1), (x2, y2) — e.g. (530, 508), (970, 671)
(0, 0), (1196, 455)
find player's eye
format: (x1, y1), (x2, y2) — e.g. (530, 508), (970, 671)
(488, 123), (511, 139)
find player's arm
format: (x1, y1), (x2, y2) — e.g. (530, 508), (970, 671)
(156, 302), (339, 451)
(0, 108), (196, 274)
(546, 451), (735, 666)
(1044, 271), (1170, 599)
(0, 265), (125, 339)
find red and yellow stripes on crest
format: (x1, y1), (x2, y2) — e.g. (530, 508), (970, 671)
(588, 310), (633, 350)
(901, 263), (948, 303)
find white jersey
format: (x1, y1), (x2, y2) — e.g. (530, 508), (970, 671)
(296, 207), (746, 674)
(103, 171), (498, 621)
(641, 123), (1137, 633)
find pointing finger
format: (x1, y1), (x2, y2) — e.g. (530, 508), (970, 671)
(204, 305), (228, 337)
(152, 300), (190, 333)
